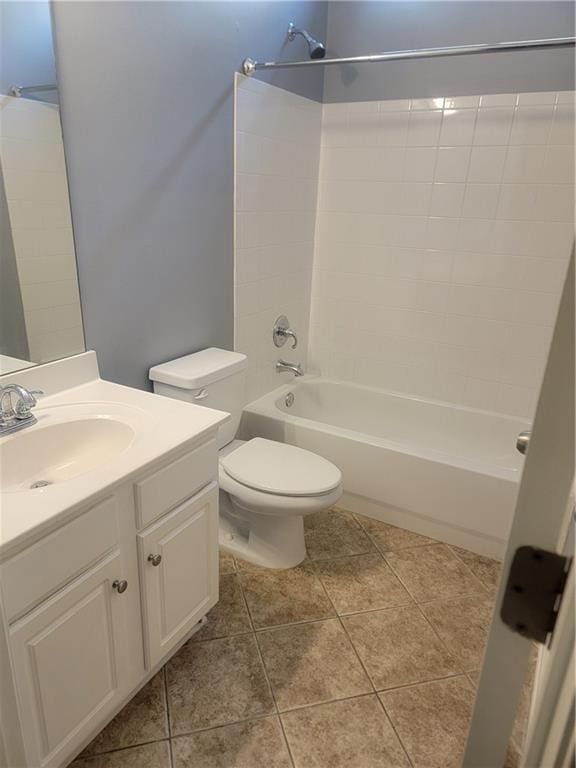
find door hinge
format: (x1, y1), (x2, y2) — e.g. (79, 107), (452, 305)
(501, 546), (572, 644)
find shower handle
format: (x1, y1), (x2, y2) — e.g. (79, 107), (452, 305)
(273, 315), (298, 349)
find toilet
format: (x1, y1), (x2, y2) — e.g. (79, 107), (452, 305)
(149, 348), (342, 568)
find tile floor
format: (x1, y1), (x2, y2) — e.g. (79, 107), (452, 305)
(73, 507), (531, 768)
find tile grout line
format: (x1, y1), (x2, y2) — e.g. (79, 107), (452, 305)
(381, 542), (489, 604)
(448, 544), (502, 592)
(377, 670), (476, 696)
(235, 560), (298, 768)
(375, 693), (415, 768)
(170, 711), (281, 740)
(251, 622), (298, 768)
(312, 548), (416, 768)
(162, 666), (175, 768)
(313, 560), (379, 696)
(74, 738), (173, 761)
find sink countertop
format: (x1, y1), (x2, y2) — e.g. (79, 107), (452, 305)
(0, 372), (229, 560)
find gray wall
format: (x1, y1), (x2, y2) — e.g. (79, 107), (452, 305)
(324, 2), (574, 102)
(0, 1), (58, 101)
(0, 165), (29, 361)
(51, 1), (327, 389)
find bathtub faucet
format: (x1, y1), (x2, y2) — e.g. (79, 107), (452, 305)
(276, 360), (304, 377)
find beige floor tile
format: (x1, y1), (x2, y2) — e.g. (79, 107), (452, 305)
(234, 556), (277, 573)
(79, 672), (168, 757)
(219, 550), (236, 575)
(355, 514), (437, 552)
(314, 553), (412, 614)
(171, 716), (292, 768)
(385, 544), (485, 601)
(72, 740), (171, 767)
(343, 605), (457, 690)
(380, 676), (475, 768)
(304, 508), (374, 560)
(239, 564), (335, 628)
(451, 546), (502, 590)
(420, 592), (494, 671)
(166, 634), (275, 734)
(193, 574), (252, 642)
(281, 694), (410, 768)
(257, 618), (372, 710)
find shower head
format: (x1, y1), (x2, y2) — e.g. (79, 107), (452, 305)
(287, 22), (326, 60)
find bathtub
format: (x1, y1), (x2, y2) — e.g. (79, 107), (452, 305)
(240, 377), (531, 558)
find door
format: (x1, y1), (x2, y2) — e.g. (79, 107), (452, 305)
(9, 550), (131, 768)
(522, 522), (574, 767)
(138, 481), (219, 669)
(463, 253), (574, 767)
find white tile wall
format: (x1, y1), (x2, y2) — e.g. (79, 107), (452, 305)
(310, 92), (574, 418)
(0, 95), (84, 363)
(234, 75), (322, 400)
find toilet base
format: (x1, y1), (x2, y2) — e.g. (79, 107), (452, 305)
(218, 492), (307, 569)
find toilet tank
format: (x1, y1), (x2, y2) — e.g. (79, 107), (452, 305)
(149, 348), (247, 449)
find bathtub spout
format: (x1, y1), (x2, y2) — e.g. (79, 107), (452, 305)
(276, 360), (304, 377)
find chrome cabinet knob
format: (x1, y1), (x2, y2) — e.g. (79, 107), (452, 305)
(147, 553), (162, 567)
(112, 579), (128, 594)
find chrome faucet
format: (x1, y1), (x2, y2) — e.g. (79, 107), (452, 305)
(0, 384), (43, 436)
(276, 360), (304, 377)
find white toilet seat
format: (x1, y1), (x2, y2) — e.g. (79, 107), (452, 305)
(218, 438), (343, 517)
(221, 437), (342, 497)
(219, 465), (343, 517)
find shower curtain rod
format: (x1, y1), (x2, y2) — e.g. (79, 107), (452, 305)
(242, 36), (575, 75)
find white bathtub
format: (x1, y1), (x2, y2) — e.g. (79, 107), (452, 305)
(240, 377), (531, 558)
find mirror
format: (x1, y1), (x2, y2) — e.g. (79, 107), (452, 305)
(0, 1), (84, 375)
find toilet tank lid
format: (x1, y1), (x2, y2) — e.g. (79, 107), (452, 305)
(149, 348), (247, 389)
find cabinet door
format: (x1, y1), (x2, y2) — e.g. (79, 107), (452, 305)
(9, 551), (130, 768)
(138, 482), (218, 668)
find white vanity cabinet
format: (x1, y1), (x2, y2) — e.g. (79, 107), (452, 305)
(0, 437), (219, 768)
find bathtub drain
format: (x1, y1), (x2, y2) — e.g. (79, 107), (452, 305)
(30, 480), (52, 489)
(285, 392), (295, 408)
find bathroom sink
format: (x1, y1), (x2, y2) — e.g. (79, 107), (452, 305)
(0, 410), (137, 492)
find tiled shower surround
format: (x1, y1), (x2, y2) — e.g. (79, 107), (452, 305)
(311, 92), (574, 417)
(235, 75), (322, 401)
(235, 85), (574, 417)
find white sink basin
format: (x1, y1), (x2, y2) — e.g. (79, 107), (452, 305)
(0, 405), (140, 493)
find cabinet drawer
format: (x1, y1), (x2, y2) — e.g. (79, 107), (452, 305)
(138, 482), (218, 668)
(2, 496), (119, 623)
(134, 439), (216, 529)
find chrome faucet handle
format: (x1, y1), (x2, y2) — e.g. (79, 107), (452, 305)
(273, 315), (298, 350)
(16, 390), (43, 418)
(0, 385), (43, 421)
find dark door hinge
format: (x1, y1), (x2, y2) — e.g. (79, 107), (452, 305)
(501, 546), (572, 644)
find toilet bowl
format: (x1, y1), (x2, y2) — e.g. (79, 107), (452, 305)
(149, 348), (342, 568)
(219, 438), (342, 568)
